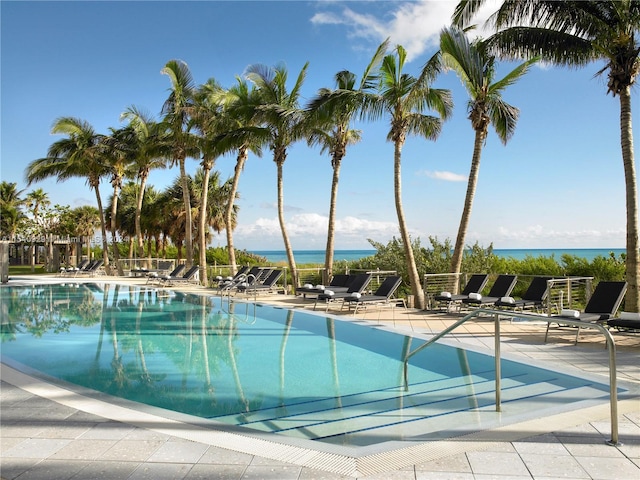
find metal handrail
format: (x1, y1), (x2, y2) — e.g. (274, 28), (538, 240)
(403, 308), (621, 446)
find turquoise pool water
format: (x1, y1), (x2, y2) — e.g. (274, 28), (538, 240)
(1, 283), (616, 447)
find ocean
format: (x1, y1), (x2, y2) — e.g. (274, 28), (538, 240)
(251, 248), (626, 265)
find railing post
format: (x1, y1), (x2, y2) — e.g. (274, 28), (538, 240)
(494, 312), (501, 412)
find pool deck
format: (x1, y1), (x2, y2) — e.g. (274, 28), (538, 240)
(2, 275), (639, 479)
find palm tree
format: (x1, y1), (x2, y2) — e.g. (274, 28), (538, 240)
(306, 40), (389, 284)
(25, 188), (50, 229)
(244, 62), (309, 288)
(0, 181), (25, 238)
(210, 77), (264, 273)
(453, 0), (640, 310)
(440, 26), (537, 278)
(72, 205), (101, 260)
(120, 106), (167, 261)
(25, 117), (113, 273)
(161, 59), (200, 269)
(370, 45), (453, 309)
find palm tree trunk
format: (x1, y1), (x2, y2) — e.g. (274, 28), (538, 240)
(324, 155), (342, 284)
(450, 129), (485, 278)
(180, 157), (194, 268)
(226, 148), (247, 274)
(135, 172), (148, 261)
(276, 159), (298, 289)
(110, 184), (124, 276)
(619, 87), (639, 312)
(94, 184), (111, 275)
(394, 138), (425, 309)
(199, 163), (212, 286)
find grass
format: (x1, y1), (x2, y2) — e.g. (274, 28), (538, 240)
(9, 265), (50, 275)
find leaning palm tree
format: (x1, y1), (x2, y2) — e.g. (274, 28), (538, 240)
(306, 40), (389, 284)
(244, 62), (309, 288)
(453, 0), (640, 310)
(161, 59), (200, 268)
(209, 77), (265, 273)
(369, 45), (453, 309)
(25, 117), (113, 274)
(440, 26), (537, 278)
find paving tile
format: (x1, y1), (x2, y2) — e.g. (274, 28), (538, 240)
(128, 462), (193, 480)
(466, 451), (530, 477)
(49, 439), (118, 460)
(78, 420), (135, 440)
(183, 463), (247, 480)
(12, 458), (89, 480)
(2, 438), (72, 459)
(100, 439), (165, 461)
(146, 440), (208, 463)
(69, 460), (140, 480)
(413, 452), (472, 473)
(574, 454), (640, 479)
(415, 472), (474, 479)
(198, 445), (254, 465)
(298, 466), (355, 479)
(239, 464), (304, 480)
(0, 456), (45, 480)
(559, 440), (626, 458)
(520, 453), (590, 478)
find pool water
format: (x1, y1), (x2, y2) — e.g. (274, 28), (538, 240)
(0, 283), (616, 447)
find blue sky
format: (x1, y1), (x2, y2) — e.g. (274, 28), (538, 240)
(1, 0), (636, 251)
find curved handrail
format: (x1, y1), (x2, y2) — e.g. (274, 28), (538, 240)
(403, 308), (621, 446)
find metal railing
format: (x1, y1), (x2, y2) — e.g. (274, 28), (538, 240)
(402, 308), (621, 446)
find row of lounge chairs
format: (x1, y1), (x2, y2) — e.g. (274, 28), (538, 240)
(59, 259), (104, 277)
(216, 266), (284, 295)
(297, 273), (403, 313)
(435, 274), (633, 340)
(146, 264), (200, 286)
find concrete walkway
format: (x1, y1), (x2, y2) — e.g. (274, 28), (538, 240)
(2, 275), (639, 479)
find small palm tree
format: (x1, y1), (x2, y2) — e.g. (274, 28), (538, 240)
(25, 117), (112, 273)
(370, 45), (453, 309)
(0, 181), (26, 238)
(244, 62), (309, 288)
(440, 26), (537, 278)
(306, 40), (389, 283)
(454, 0), (640, 310)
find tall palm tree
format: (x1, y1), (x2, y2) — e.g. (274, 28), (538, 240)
(120, 106), (167, 261)
(440, 26), (537, 278)
(0, 181), (25, 238)
(210, 77), (265, 273)
(244, 62), (309, 288)
(454, 0), (640, 310)
(25, 117), (113, 273)
(306, 40), (389, 284)
(370, 45), (453, 309)
(161, 59), (200, 269)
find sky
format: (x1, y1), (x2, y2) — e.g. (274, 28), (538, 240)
(1, 0), (636, 252)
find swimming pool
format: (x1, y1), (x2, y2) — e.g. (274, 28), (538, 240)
(0, 282), (621, 448)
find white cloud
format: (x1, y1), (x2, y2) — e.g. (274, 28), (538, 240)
(488, 225), (626, 248)
(311, 0), (503, 61)
(232, 212), (399, 249)
(420, 170), (467, 182)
